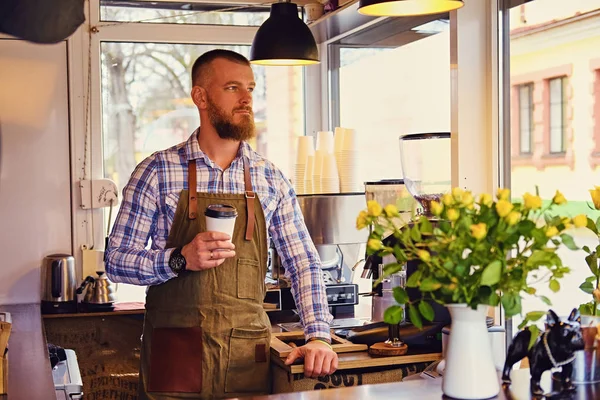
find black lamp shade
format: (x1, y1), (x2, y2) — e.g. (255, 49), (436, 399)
(250, 2), (319, 66)
(358, 0), (463, 17)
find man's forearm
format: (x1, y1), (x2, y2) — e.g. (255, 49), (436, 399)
(105, 246), (177, 286)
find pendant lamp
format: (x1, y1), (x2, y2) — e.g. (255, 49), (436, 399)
(358, 0), (463, 17)
(250, 0), (319, 66)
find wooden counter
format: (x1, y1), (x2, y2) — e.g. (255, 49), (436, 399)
(0, 304), (55, 399)
(231, 368), (600, 400)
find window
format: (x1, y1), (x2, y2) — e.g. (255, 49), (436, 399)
(518, 84), (533, 154)
(329, 17), (451, 183)
(548, 76), (566, 154)
(93, 5), (306, 303)
(508, 0), (600, 331)
(592, 66), (600, 167)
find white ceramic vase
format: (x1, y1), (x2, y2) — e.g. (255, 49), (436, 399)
(442, 304), (500, 399)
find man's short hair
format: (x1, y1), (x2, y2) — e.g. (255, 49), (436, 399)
(191, 49), (250, 88)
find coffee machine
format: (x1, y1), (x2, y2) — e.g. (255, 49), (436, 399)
(266, 193), (369, 330)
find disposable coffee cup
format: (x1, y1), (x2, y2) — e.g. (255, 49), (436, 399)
(205, 204), (237, 239)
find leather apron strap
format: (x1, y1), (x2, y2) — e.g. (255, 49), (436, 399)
(188, 160), (198, 220)
(187, 158), (255, 241)
(243, 158), (255, 241)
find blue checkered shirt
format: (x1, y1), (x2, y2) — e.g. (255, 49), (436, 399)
(105, 131), (333, 340)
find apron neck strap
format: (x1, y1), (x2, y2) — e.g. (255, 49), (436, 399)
(188, 160), (198, 220)
(243, 157), (256, 241)
(186, 158), (256, 242)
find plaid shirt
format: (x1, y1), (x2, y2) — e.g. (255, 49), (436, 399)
(106, 131), (332, 340)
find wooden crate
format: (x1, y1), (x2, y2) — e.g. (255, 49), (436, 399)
(270, 331), (367, 358)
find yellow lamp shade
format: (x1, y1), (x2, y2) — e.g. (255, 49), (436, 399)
(358, 0), (464, 17)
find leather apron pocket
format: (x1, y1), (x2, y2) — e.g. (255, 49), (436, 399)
(224, 327), (270, 393)
(147, 310), (203, 394)
(237, 258), (260, 299)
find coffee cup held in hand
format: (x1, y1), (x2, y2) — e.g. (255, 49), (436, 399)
(205, 204), (238, 239)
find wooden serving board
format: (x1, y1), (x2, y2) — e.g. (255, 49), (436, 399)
(270, 331), (367, 358)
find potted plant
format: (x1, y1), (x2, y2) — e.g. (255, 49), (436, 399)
(357, 187), (580, 399)
(573, 186), (600, 383)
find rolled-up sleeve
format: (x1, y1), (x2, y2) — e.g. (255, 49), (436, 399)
(105, 156), (177, 286)
(269, 176), (333, 341)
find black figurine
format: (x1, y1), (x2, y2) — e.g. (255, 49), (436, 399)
(502, 309), (585, 396)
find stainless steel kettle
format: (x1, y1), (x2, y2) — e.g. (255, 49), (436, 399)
(41, 254), (77, 314)
(76, 272), (118, 307)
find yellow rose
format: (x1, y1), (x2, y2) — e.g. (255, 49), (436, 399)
(452, 187), (464, 202)
(470, 223), (488, 240)
(590, 186), (600, 210)
(545, 226), (559, 237)
(442, 193), (454, 206)
(367, 200), (382, 217)
(562, 217), (572, 229)
(447, 208), (460, 222)
(496, 200), (514, 217)
(356, 210), (368, 230)
(383, 204), (399, 218)
(552, 190), (567, 205)
(573, 214), (588, 228)
(479, 193), (493, 207)
(431, 201), (443, 216)
(506, 211), (521, 226)
(462, 191), (474, 207)
(497, 188), (510, 201)
(367, 239), (382, 252)
(417, 249), (431, 262)
(523, 193), (543, 210)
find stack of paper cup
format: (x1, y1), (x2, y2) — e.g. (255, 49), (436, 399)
(316, 131), (334, 154)
(294, 136), (314, 194)
(313, 150), (327, 194)
(321, 154), (340, 193)
(339, 128), (361, 192)
(334, 127), (345, 173)
(304, 155), (314, 194)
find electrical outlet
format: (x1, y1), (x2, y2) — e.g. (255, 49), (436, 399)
(80, 179), (118, 209)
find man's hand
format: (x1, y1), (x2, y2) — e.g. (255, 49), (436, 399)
(181, 231), (236, 271)
(284, 341), (338, 378)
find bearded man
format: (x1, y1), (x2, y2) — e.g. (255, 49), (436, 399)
(105, 49), (337, 400)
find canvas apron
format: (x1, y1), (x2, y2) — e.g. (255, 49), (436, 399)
(139, 158), (271, 399)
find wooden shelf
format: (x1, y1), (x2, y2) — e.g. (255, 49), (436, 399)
(42, 302), (145, 319)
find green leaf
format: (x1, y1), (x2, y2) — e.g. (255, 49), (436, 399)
(580, 281), (595, 295)
(420, 277), (442, 292)
(393, 246), (407, 262)
(501, 293), (522, 317)
(406, 270), (422, 288)
(560, 234), (579, 251)
(480, 260), (502, 286)
(383, 263), (403, 276)
(410, 225), (422, 242)
(540, 295), (552, 306)
(579, 302), (594, 316)
(392, 287), (409, 304)
(586, 276), (597, 283)
(408, 303), (423, 329)
(418, 301), (435, 322)
(383, 305), (404, 325)
(420, 218), (433, 234)
(549, 279), (560, 293)
(588, 217), (599, 235)
(525, 311), (546, 322)
(528, 325), (540, 350)
(584, 245), (593, 253)
(488, 291), (500, 306)
(585, 253), (599, 276)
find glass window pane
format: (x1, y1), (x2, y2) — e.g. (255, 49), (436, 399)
(337, 21), (450, 182)
(100, 1), (271, 26)
(101, 42), (303, 193)
(509, 0), (600, 330)
(519, 85), (532, 153)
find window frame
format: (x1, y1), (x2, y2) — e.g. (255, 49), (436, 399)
(547, 76), (567, 154)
